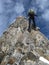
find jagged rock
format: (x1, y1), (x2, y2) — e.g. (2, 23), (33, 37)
(0, 16), (49, 65)
(8, 57), (16, 64)
(1, 55), (9, 65)
(0, 52), (5, 64)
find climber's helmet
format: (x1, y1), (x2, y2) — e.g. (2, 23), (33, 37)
(28, 9), (35, 14)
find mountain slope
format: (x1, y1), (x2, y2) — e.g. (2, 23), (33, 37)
(0, 17), (49, 65)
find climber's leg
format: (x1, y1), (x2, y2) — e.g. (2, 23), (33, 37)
(32, 18), (36, 30)
(28, 18), (31, 32)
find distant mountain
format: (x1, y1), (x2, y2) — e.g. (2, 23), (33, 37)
(0, 17), (49, 65)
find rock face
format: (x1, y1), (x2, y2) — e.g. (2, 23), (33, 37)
(0, 17), (49, 65)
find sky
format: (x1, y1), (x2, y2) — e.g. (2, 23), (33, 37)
(0, 0), (49, 39)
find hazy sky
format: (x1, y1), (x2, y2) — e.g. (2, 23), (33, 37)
(0, 0), (49, 39)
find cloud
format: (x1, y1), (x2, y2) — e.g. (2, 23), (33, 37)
(42, 9), (49, 21)
(15, 3), (25, 15)
(36, 0), (49, 10)
(0, 0), (4, 13)
(36, 0), (49, 24)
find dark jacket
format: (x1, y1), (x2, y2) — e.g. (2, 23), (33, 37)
(28, 12), (37, 19)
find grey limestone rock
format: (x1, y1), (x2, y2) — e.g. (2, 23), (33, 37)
(0, 16), (49, 65)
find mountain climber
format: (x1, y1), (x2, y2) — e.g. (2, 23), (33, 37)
(28, 9), (37, 32)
